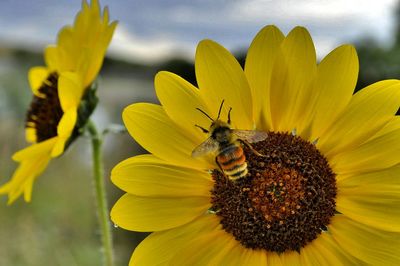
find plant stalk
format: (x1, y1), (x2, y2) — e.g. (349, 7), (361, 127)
(87, 120), (114, 266)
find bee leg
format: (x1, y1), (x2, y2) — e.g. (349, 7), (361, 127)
(215, 158), (228, 177)
(240, 139), (267, 157)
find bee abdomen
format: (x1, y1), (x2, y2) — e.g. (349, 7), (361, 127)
(224, 162), (248, 177)
(217, 145), (248, 180)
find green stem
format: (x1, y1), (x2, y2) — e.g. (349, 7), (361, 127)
(87, 120), (114, 266)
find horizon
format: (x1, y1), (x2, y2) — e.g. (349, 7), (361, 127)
(0, 0), (397, 64)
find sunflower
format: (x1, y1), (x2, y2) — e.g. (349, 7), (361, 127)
(111, 25), (400, 265)
(0, 0), (117, 204)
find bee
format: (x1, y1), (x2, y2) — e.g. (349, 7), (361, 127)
(191, 100), (268, 180)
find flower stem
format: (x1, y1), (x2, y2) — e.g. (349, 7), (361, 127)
(87, 120), (114, 266)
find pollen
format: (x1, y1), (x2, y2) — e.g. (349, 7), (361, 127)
(26, 73), (63, 142)
(210, 132), (337, 253)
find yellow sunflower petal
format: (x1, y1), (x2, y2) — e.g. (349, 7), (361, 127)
(154, 71), (212, 141)
(12, 137), (57, 162)
(25, 127), (37, 143)
(279, 250), (301, 266)
(50, 137), (68, 158)
(195, 40), (253, 129)
(58, 0), (117, 87)
(112, 154), (213, 197)
(56, 26), (75, 71)
(172, 228), (238, 265)
(279, 232), (360, 265)
(330, 128), (400, 174)
(309, 45), (359, 140)
(122, 103), (214, 170)
(318, 80), (400, 157)
(0, 153), (51, 204)
(58, 72), (84, 111)
(50, 108), (78, 158)
(267, 252), (283, 266)
(238, 247), (267, 266)
(110, 193), (210, 232)
(57, 108), (77, 138)
(244, 25), (284, 130)
(370, 116), (400, 139)
(81, 21), (118, 87)
(130, 214), (220, 266)
(270, 26), (317, 133)
(44, 45), (60, 71)
(330, 215), (400, 265)
(303, 233), (360, 265)
(28, 66), (50, 96)
(337, 165), (400, 232)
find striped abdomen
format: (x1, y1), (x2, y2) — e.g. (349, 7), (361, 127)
(216, 143), (248, 180)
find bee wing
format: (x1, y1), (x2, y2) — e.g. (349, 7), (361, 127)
(191, 137), (219, 158)
(233, 129), (268, 143)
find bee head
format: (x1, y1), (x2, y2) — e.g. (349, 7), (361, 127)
(210, 120), (232, 143)
(195, 99), (233, 137)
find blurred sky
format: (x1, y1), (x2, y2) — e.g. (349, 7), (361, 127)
(0, 0), (398, 63)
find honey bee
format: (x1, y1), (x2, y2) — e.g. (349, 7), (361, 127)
(191, 100), (268, 180)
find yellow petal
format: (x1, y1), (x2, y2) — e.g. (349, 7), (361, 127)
(318, 80), (400, 157)
(110, 193), (210, 232)
(51, 108), (78, 157)
(154, 71), (212, 141)
(82, 21), (117, 87)
(279, 232), (360, 265)
(330, 127), (400, 174)
(56, 0), (117, 87)
(44, 45), (60, 71)
(302, 232), (360, 265)
(336, 165), (400, 232)
(279, 250), (301, 266)
(244, 25), (284, 130)
(309, 45), (359, 140)
(130, 214), (220, 266)
(171, 228), (239, 265)
(25, 127), (37, 143)
(0, 154), (51, 204)
(330, 215), (400, 265)
(370, 116), (400, 139)
(56, 27), (76, 71)
(103, 5), (110, 24)
(58, 72), (84, 111)
(28, 66), (50, 96)
(267, 252), (283, 266)
(240, 249), (267, 266)
(51, 137), (68, 158)
(122, 103), (214, 170)
(195, 40), (253, 129)
(57, 108), (77, 138)
(12, 137), (57, 162)
(270, 26), (317, 133)
(111, 154), (213, 197)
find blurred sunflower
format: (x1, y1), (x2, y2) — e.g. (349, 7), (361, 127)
(111, 25), (400, 265)
(0, 0), (117, 204)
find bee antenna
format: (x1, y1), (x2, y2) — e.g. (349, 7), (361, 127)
(217, 99), (225, 120)
(227, 107), (232, 124)
(196, 108), (214, 121)
(195, 124), (209, 133)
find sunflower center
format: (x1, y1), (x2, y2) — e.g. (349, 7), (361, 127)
(26, 73), (63, 142)
(210, 132), (336, 253)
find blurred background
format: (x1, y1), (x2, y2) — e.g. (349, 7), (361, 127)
(1, 0), (400, 265)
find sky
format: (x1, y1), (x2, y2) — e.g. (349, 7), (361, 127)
(0, 0), (398, 63)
